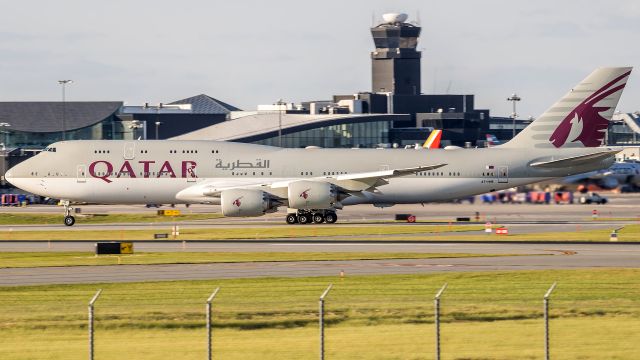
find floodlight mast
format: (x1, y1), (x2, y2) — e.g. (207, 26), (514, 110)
(507, 93), (521, 138)
(58, 80), (73, 141)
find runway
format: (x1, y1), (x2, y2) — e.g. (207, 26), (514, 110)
(1, 194), (637, 234)
(2, 193), (639, 225)
(1, 242), (639, 286)
(1, 195), (639, 285)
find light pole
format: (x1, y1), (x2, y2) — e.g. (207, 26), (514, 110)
(155, 121), (162, 140)
(58, 80), (73, 140)
(276, 99), (286, 147)
(128, 120), (143, 140)
(0, 122), (10, 148)
(507, 93), (521, 139)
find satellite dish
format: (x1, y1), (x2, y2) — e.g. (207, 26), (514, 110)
(382, 13), (408, 24)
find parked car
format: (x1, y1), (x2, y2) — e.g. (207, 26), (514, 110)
(579, 192), (608, 205)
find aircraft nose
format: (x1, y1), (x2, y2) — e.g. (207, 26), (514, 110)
(3, 167), (16, 186)
(4, 162), (25, 188)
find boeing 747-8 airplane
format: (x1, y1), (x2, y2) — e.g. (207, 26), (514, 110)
(5, 67), (632, 225)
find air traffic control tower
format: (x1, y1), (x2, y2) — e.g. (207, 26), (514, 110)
(371, 13), (422, 95)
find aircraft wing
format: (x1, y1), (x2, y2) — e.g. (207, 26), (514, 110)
(328, 163), (447, 191)
(176, 163), (447, 201)
(529, 150), (619, 169)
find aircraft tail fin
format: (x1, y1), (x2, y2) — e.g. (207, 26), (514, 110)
(503, 67), (632, 149)
(422, 129), (442, 149)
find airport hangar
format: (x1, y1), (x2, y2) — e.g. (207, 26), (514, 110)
(2, 13), (640, 188)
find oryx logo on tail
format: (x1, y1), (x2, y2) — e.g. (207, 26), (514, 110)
(549, 70), (631, 148)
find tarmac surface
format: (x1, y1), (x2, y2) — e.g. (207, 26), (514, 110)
(1, 193), (639, 233)
(1, 242), (639, 286)
(1, 193), (639, 286)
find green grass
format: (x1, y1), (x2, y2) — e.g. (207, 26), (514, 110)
(368, 224), (640, 242)
(2, 224), (639, 242)
(0, 224), (484, 240)
(0, 251), (507, 268)
(1, 269), (639, 359)
(0, 212), (223, 225)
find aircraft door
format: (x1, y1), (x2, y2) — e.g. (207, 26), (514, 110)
(124, 142), (135, 160)
(76, 164), (87, 183)
(498, 166), (508, 183)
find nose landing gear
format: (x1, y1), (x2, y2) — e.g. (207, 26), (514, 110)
(62, 200), (75, 226)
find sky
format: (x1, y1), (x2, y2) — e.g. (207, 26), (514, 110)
(1, 0), (639, 118)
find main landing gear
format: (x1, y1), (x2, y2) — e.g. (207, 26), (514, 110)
(286, 209), (338, 225)
(62, 200), (75, 226)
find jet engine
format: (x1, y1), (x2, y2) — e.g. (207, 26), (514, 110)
(220, 189), (279, 217)
(288, 180), (338, 209)
(597, 177), (620, 190)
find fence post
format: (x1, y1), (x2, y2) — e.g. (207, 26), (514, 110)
(207, 287), (220, 360)
(434, 283), (448, 360)
(88, 289), (102, 360)
(544, 282), (557, 360)
(319, 284), (333, 360)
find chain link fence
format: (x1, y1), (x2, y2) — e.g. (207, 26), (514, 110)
(1, 271), (640, 359)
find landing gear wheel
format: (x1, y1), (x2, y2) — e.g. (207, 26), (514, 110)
(313, 213), (325, 224)
(286, 214), (298, 224)
(62, 200), (75, 226)
(325, 212), (337, 224)
(297, 214), (309, 224)
(64, 215), (75, 226)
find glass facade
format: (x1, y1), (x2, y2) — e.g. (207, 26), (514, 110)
(608, 123), (640, 145)
(1, 115), (138, 148)
(253, 120), (391, 148)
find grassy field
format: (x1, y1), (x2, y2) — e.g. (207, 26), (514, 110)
(1, 224), (638, 242)
(0, 251), (509, 268)
(342, 225), (639, 242)
(1, 269), (639, 359)
(0, 212), (224, 225)
(0, 224), (484, 240)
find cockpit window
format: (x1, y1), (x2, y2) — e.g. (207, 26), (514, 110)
(44, 147), (56, 152)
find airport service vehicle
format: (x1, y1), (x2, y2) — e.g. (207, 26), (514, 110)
(4, 67), (632, 226)
(579, 192), (608, 205)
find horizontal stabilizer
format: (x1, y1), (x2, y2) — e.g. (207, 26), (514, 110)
(529, 150), (619, 168)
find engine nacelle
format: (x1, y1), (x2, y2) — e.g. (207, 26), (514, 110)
(221, 189), (278, 217)
(288, 180), (338, 209)
(598, 177), (620, 190)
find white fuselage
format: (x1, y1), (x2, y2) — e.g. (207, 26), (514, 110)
(5, 140), (615, 208)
